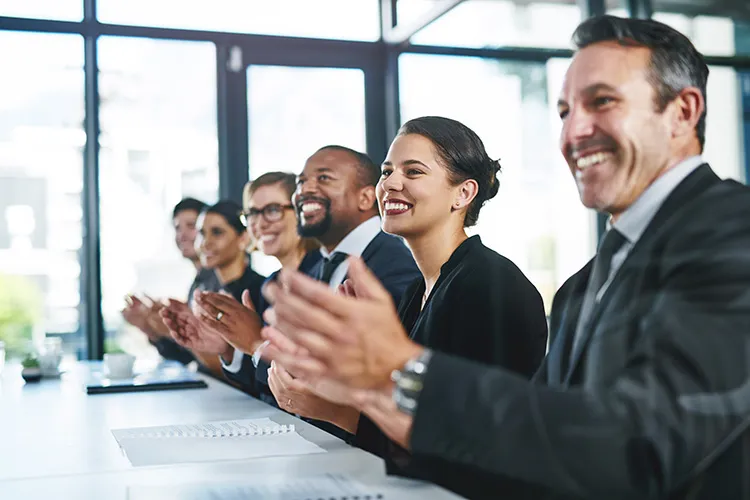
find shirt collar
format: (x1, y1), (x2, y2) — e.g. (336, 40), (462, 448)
(320, 216), (382, 259)
(610, 155), (704, 244)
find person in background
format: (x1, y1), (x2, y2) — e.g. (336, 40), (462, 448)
(121, 197), (220, 366)
(261, 15), (750, 500)
(266, 116), (549, 499)
(161, 200), (266, 379)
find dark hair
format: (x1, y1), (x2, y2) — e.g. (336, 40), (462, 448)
(572, 15), (709, 151)
(398, 116), (500, 227)
(203, 200), (246, 235)
(172, 197), (207, 219)
(243, 172), (320, 253)
(316, 145), (380, 188)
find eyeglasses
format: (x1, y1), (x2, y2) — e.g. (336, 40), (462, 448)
(239, 203), (294, 225)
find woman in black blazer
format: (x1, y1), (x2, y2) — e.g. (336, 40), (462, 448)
(267, 116), (548, 499)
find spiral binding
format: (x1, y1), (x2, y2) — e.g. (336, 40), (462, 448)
(119, 421), (295, 439)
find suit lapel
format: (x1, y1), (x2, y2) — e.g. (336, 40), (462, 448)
(563, 164), (720, 383)
(359, 231), (384, 264)
(340, 231), (384, 283)
(545, 264), (592, 386)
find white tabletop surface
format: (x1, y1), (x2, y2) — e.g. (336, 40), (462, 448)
(0, 361), (462, 499)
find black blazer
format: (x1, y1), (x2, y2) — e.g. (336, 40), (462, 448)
(222, 263), (266, 310)
(408, 165), (750, 500)
(355, 235), (549, 499)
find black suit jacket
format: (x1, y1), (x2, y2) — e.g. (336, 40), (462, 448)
(356, 235), (549, 499)
(409, 165), (750, 499)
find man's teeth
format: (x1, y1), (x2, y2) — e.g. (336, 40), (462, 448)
(301, 203), (323, 213)
(260, 235), (276, 242)
(576, 152), (611, 170)
(385, 202), (411, 211)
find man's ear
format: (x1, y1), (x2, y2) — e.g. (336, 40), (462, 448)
(358, 185), (377, 212)
(670, 86), (704, 144)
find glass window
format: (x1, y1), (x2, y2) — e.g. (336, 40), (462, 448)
(0, 32), (84, 358)
(401, 0), (589, 49)
(702, 66), (747, 182)
(96, 0), (380, 41)
(399, 54), (594, 313)
(98, 37), (218, 358)
(0, 0), (83, 21)
(399, 54), (596, 311)
(652, 11), (750, 57)
(247, 65), (366, 275)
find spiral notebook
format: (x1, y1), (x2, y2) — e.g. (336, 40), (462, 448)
(127, 473), (384, 500)
(112, 418), (326, 466)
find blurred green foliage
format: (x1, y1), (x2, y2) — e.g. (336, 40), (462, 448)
(0, 273), (42, 357)
(105, 338), (126, 354)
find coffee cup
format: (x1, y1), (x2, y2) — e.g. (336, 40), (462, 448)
(103, 353), (136, 379)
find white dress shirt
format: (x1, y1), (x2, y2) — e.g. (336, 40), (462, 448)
(598, 155), (704, 300)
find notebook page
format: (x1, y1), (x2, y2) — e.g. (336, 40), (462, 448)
(127, 474), (382, 500)
(111, 418), (325, 466)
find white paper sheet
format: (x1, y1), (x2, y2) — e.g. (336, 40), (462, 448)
(112, 418), (326, 467)
(127, 474), (383, 500)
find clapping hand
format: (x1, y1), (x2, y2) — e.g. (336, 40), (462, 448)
(160, 299), (233, 359)
(261, 257), (422, 388)
(193, 290), (264, 355)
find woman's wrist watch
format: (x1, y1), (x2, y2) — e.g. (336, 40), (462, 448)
(391, 348), (433, 416)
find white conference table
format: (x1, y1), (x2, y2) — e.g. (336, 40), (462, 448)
(0, 361), (462, 499)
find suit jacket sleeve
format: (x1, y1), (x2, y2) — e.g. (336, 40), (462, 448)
(221, 353), (259, 396)
(409, 195), (750, 499)
(151, 337), (196, 365)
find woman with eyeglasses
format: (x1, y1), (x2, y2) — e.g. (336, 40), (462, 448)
(240, 171), (321, 316)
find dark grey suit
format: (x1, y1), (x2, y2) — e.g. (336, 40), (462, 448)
(409, 165), (750, 499)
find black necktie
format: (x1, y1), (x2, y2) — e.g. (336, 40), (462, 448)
(319, 252), (348, 284)
(571, 228), (627, 356)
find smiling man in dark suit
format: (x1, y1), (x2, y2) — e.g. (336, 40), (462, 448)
(220, 146), (420, 423)
(261, 15), (750, 500)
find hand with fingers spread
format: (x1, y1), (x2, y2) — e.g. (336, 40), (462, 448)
(121, 294), (151, 332)
(160, 299), (234, 360)
(261, 256), (423, 389)
(261, 318), (413, 446)
(193, 289), (264, 355)
(122, 294), (168, 341)
(261, 328), (362, 408)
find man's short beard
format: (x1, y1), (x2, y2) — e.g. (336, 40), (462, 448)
(297, 211), (333, 238)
